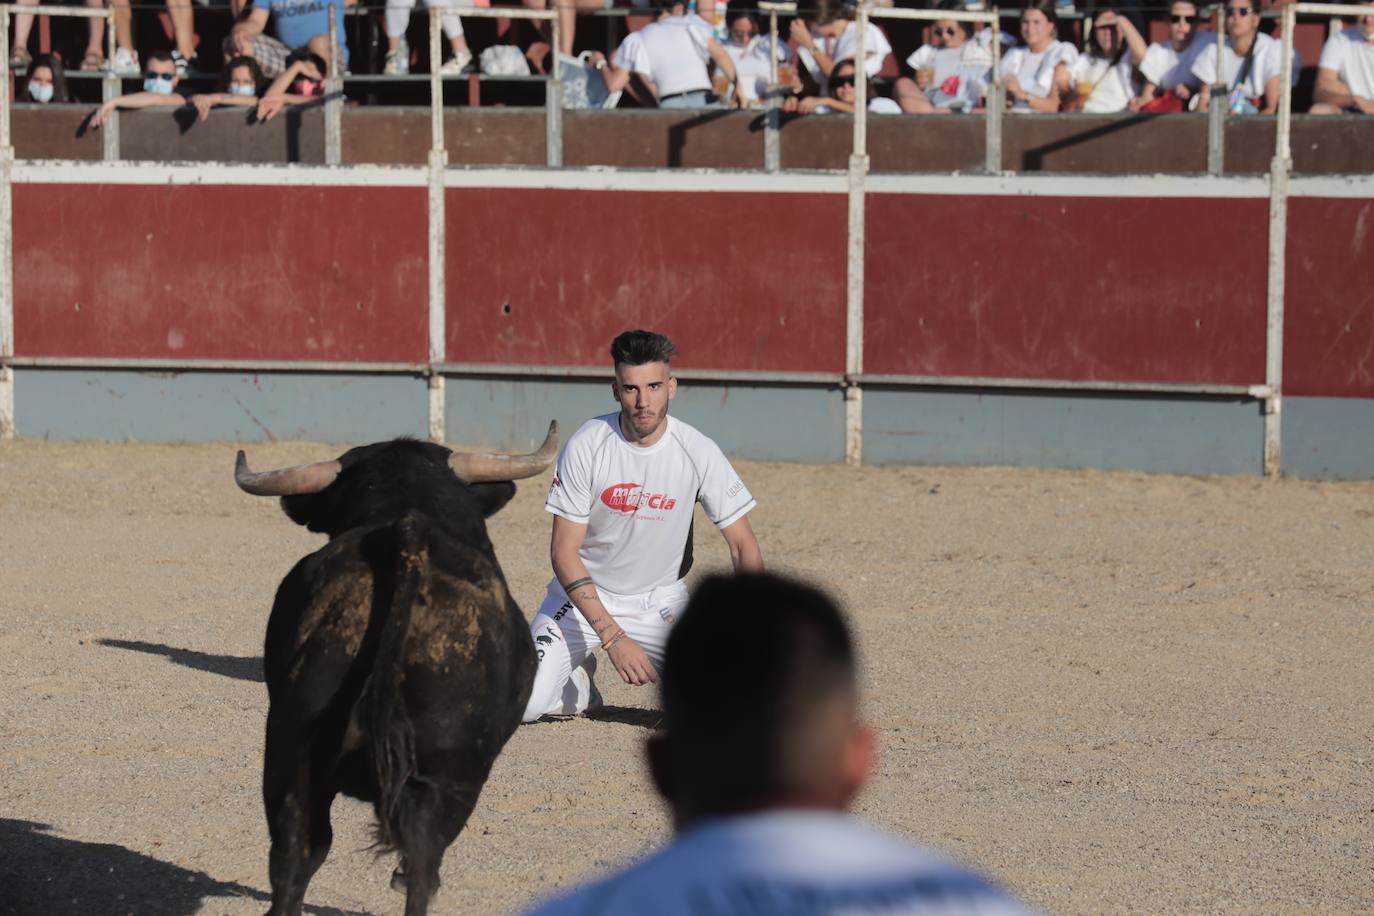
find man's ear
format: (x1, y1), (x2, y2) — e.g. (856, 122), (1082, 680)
(667, 376), (678, 401)
(838, 722), (877, 806)
(610, 380), (620, 404)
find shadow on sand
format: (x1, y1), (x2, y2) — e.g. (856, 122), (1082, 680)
(96, 638), (263, 683)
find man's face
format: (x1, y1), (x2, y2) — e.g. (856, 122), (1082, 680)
(1359, 14), (1374, 40)
(612, 361), (676, 442)
(145, 57), (178, 92)
(1225, 1), (1257, 41)
(1170, 2), (1198, 48)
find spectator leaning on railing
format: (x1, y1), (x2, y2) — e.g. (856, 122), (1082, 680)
(1002, 0), (1077, 112)
(190, 55), (268, 120)
(88, 50), (188, 127)
(589, 0), (742, 109)
(1065, 9), (1146, 113)
(22, 53), (69, 104)
(255, 48), (328, 120)
(785, 56), (901, 114)
(894, 0), (993, 114)
(1132, 0), (1204, 111)
(1191, 0), (1298, 114)
(231, 0), (352, 76)
(1310, 13), (1374, 114)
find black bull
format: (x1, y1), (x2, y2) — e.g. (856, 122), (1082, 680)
(235, 426), (557, 916)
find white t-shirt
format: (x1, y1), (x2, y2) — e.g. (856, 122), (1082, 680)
(1003, 41), (1078, 110)
(1071, 51), (1136, 113)
(1139, 39), (1204, 91)
(544, 413), (755, 596)
(1318, 26), (1374, 100)
(1190, 31), (1298, 100)
(523, 809), (1032, 916)
(725, 35), (788, 102)
(615, 14), (714, 97)
(907, 43), (991, 109)
(797, 20), (892, 84)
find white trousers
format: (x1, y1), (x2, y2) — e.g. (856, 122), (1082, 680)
(385, 0), (465, 41)
(521, 578), (689, 722)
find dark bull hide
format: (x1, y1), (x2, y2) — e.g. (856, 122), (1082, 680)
(235, 425), (556, 916)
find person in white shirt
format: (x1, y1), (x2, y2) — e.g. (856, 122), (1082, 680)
(790, 0), (892, 92)
(590, 0), (743, 108)
(1311, 14), (1374, 114)
(522, 572), (1033, 916)
(787, 56), (901, 113)
(1066, 9), (1147, 113)
(894, 0), (994, 113)
(1191, 0), (1298, 114)
(721, 11), (791, 106)
(520, 330), (763, 722)
(1002, 0), (1078, 112)
(1132, 0), (1204, 110)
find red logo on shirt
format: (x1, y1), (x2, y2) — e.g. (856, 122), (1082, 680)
(601, 483), (677, 513)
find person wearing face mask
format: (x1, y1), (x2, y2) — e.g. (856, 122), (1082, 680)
(190, 56), (267, 122)
(1310, 14), (1374, 114)
(255, 49), (328, 122)
(1065, 9), (1146, 113)
(1190, 0), (1298, 114)
(88, 51), (188, 129)
(1001, 0), (1078, 112)
(23, 53), (69, 104)
(894, 0), (994, 113)
(1133, 0), (1205, 111)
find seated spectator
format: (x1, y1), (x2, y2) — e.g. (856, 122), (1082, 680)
(894, 0), (993, 114)
(88, 50), (188, 128)
(589, 0), (742, 109)
(785, 56), (901, 114)
(1310, 13), (1374, 114)
(190, 55), (267, 120)
(1191, 0), (1298, 114)
(1066, 10), (1146, 113)
(22, 53), (69, 104)
(790, 0), (892, 91)
(1133, 0), (1205, 111)
(522, 572), (1032, 916)
(9, 0), (103, 73)
(232, 0), (352, 77)
(256, 49), (328, 121)
(382, 0), (472, 75)
(720, 11), (791, 107)
(1002, 0), (1077, 112)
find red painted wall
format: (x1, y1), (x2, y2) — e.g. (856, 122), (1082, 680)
(863, 194), (1270, 386)
(443, 188), (848, 373)
(13, 185), (429, 362)
(1285, 198), (1374, 398)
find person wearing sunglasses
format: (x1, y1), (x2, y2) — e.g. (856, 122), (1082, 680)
(895, 0), (995, 113)
(88, 50), (188, 129)
(785, 57), (901, 114)
(1310, 14), (1374, 114)
(1190, 0), (1297, 114)
(789, 0), (893, 93)
(1133, 0), (1205, 111)
(1002, 0), (1078, 112)
(1065, 9), (1147, 113)
(719, 11), (793, 106)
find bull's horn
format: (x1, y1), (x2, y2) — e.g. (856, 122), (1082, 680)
(448, 420), (560, 483)
(235, 451), (342, 496)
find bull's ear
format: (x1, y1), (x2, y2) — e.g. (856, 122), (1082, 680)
(469, 481), (516, 518)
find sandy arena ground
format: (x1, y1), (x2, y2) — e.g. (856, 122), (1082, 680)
(1, 439), (1372, 915)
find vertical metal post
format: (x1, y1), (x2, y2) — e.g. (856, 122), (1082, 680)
(985, 9), (1002, 174)
(0, 8), (14, 437)
(765, 8), (780, 172)
(546, 12), (563, 168)
(428, 7), (447, 441)
(1207, 4), (1225, 175)
(1263, 3), (1296, 477)
(326, 3), (342, 165)
(844, 1), (869, 466)
(102, 9), (119, 162)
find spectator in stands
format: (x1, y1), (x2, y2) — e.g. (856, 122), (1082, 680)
(785, 57), (901, 114)
(22, 53), (69, 104)
(1191, 0), (1297, 114)
(790, 0), (892, 91)
(523, 0), (615, 60)
(522, 572), (1032, 916)
(1002, 0), (1077, 112)
(232, 0), (353, 76)
(1132, 0), (1204, 111)
(589, 0), (742, 109)
(1310, 13), (1374, 114)
(894, 0), (992, 114)
(721, 11), (791, 107)
(1065, 10), (1146, 112)
(88, 50), (187, 127)
(190, 55), (267, 120)
(9, 0), (103, 73)
(256, 48), (328, 120)
(382, 0), (472, 75)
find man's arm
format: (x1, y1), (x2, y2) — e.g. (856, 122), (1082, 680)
(1261, 72), (1282, 114)
(239, 5), (269, 38)
(1313, 67), (1355, 109)
(551, 515), (657, 686)
(720, 516), (763, 572)
(90, 91), (186, 128)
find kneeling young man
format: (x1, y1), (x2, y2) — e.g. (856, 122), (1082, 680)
(521, 329), (763, 722)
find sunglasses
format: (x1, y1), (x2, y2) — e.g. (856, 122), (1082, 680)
(934, 26), (960, 37)
(144, 70), (175, 81)
(831, 73), (856, 87)
(1171, 13), (1197, 22)
(1226, 6), (1252, 15)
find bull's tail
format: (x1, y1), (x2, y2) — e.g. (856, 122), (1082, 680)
(367, 510), (428, 853)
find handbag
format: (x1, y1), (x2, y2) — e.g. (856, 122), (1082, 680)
(1141, 91), (1185, 113)
(480, 45), (531, 77)
(559, 51), (622, 110)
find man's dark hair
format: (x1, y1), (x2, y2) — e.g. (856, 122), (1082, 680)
(146, 50), (175, 67)
(658, 573), (857, 817)
(610, 330), (678, 368)
(285, 48), (328, 74)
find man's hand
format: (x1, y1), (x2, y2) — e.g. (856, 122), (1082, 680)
(1356, 95), (1374, 114)
(191, 94), (217, 121)
(606, 636), (657, 686)
(789, 18), (815, 51)
(89, 101), (115, 129)
(256, 94), (287, 121)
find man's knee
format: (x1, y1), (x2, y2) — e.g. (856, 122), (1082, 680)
(1308, 102), (1342, 115)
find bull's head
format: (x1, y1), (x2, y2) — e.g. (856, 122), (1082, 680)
(234, 422), (558, 540)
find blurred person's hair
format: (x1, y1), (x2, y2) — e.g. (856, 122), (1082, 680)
(220, 55), (267, 94)
(936, 0), (974, 39)
(610, 330), (678, 368)
(828, 56), (865, 97)
(650, 0), (684, 12)
(1086, 8), (1127, 60)
(26, 53), (68, 103)
(809, 0), (856, 27)
(650, 573), (859, 823)
(146, 50), (175, 68)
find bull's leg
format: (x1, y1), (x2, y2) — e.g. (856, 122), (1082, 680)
(263, 715), (335, 916)
(397, 782), (479, 916)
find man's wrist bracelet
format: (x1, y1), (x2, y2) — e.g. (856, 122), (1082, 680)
(602, 630), (627, 652)
(562, 577), (594, 595)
